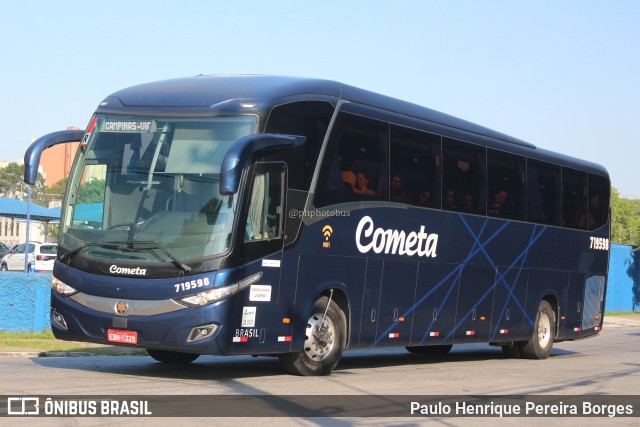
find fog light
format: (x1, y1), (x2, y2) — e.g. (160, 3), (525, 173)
(53, 310), (68, 330)
(187, 324), (218, 342)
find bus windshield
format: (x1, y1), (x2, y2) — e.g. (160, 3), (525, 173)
(60, 115), (257, 265)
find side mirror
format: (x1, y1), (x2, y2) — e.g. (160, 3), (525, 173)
(24, 129), (85, 184)
(219, 133), (305, 195)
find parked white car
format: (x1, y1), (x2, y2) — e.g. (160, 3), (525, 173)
(0, 242), (58, 272)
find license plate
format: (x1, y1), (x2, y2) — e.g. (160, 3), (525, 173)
(107, 329), (138, 345)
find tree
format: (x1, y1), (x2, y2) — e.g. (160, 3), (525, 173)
(611, 187), (640, 246)
(47, 175), (106, 208)
(77, 178), (106, 204)
(46, 177), (69, 204)
(0, 162), (47, 204)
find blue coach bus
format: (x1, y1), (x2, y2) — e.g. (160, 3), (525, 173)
(24, 76), (610, 375)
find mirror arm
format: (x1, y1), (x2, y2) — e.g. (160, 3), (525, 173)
(23, 130), (85, 184)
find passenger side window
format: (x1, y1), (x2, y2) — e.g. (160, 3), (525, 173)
(314, 113), (389, 207)
(562, 168), (588, 230)
(265, 101), (334, 190)
(245, 164), (285, 242)
(527, 159), (561, 226)
(442, 138), (485, 214)
(487, 149), (525, 220)
(588, 174), (610, 230)
(390, 125), (441, 208)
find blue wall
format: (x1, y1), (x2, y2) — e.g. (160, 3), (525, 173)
(0, 244), (638, 332)
(0, 272), (51, 332)
(606, 243), (639, 312)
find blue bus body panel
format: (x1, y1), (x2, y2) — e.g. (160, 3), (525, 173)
(290, 206), (608, 349)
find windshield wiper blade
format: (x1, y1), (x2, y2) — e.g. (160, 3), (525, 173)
(107, 240), (192, 273)
(60, 242), (121, 263)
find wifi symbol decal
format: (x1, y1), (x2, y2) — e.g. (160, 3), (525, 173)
(322, 225), (333, 240)
(322, 225), (333, 248)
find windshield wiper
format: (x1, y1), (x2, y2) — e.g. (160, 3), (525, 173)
(61, 240), (192, 273)
(60, 242), (122, 263)
(107, 240), (192, 273)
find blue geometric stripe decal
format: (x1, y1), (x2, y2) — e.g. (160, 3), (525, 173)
(373, 215), (547, 347)
(489, 225), (546, 341)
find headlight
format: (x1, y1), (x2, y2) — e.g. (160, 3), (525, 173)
(52, 275), (78, 296)
(176, 272), (262, 308)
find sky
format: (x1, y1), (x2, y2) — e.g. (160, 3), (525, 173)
(1, 1), (639, 197)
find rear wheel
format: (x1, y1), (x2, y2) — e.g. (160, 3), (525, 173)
(406, 344), (453, 355)
(520, 300), (556, 359)
(279, 296), (346, 376)
(0, 263), (7, 271)
(146, 349), (199, 364)
(501, 342), (523, 358)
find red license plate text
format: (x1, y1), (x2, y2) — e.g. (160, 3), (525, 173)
(107, 329), (138, 345)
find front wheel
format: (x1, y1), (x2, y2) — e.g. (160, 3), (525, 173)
(279, 296), (346, 376)
(520, 300), (556, 359)
(146, 349), (199, 364)
(0, 263), (7, 271)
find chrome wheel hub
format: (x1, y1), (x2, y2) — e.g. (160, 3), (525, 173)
(303, 313), (335, 361)
(538, 312), (551, 348)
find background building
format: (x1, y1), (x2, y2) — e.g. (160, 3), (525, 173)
(39, 126), (81, 187)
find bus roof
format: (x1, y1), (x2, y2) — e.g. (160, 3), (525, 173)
(98, 75), (608, 176)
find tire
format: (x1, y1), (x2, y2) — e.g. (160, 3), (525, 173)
(0, 264), (7, 271)
(520, 300), (555, 359)
(146, 349), (199, 364)
(279, 296), (346, 376)
(406, 344), (453, 355)
(501, 342), (523, 358)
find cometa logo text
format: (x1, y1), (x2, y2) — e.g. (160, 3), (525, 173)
(355, 216), (438, 258)
(109, 265), (147, 276)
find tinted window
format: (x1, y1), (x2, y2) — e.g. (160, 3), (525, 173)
(314, 113), (389, 207)
(588, 174), (610, 230)
(245, 168), (285, 242)
(265, 101), (334, 190)
(562, 168), (588, 229)
(40, 245), (58, 254)
(442, 138), (485, 214)
(390, 125), (441, 208)
(527, 159), (561, 226)
(487, 149), (525, 220)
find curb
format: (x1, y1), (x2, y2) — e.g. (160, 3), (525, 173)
(1, 352), (41, 358)
(0, 351), (97, 358)
(39, 351), (96, 357)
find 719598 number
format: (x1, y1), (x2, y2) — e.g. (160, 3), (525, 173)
(175, 277), (211, 293)
(590, 237), (609, 251)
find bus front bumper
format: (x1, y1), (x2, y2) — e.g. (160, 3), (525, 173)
(50, 291), (234, 355)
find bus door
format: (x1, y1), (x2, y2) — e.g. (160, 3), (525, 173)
(355, 258), (383, 348)
(233, 162), (288, 352)
(376, 259), (418, 346)
(560, 272), (585, 340)
(454, 265), (495, 343)
(409, 262), (459, 347)
(490, 268), (529, 342)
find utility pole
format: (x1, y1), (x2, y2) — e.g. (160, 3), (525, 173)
(24, 187), (31, 272)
